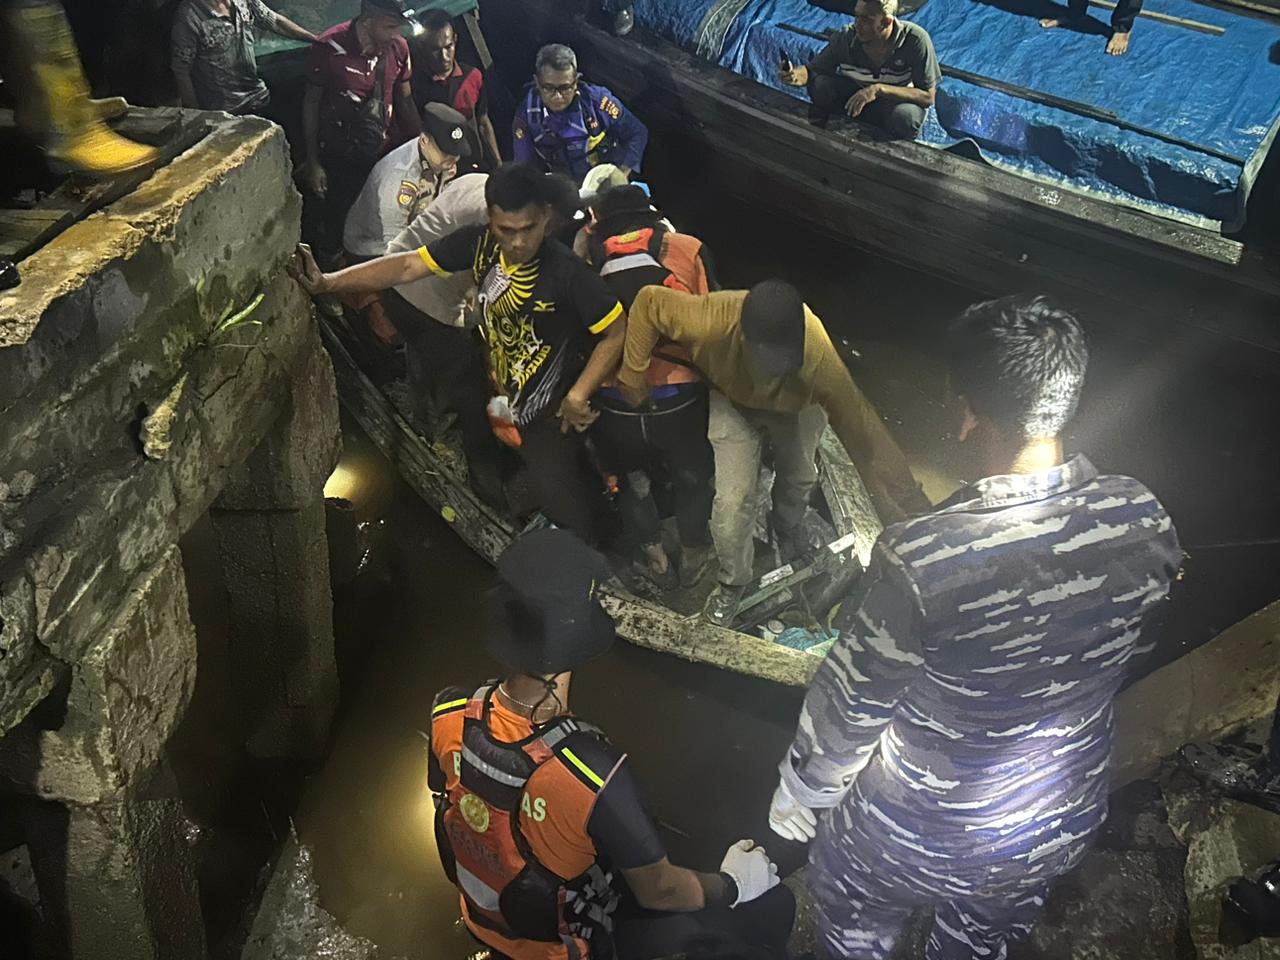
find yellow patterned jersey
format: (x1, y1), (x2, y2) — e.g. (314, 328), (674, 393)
(419, 228), (621, 424)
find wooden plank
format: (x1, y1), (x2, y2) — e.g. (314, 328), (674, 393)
(817, 430), (883, 566)
(0, 209), (71, 254)
(319, 316), (825, 687)
(462, 10), (495, 71)
(1089, 0), (1226, 34)
(319, 318), (516, 563)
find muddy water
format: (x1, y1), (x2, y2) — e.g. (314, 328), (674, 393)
(285, 424), (806, 958)
(281, 162), (1280, 956)
(160, 89), (1280, 959)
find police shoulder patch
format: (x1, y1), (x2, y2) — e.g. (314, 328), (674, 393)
(599, 95), (621, 120)
(397, 179), (419, 207)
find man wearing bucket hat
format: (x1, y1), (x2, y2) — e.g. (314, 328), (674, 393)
(427, 528), (795, 960)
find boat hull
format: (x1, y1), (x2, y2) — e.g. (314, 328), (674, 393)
(480, 0), (1280, 375)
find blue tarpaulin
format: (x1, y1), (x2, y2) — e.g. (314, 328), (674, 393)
(630, 0), (1280, 227)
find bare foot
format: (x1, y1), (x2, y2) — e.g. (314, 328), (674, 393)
(1039, 16), (1065, 27)
(1106, 30), (1131, 54)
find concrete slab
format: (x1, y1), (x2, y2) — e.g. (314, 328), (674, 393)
(1113, 600), (1280, 787)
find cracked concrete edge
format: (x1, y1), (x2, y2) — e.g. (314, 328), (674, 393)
(0, 119), (300, 496)
(0, 116), (287, 348)
(0, 547), (197, 803)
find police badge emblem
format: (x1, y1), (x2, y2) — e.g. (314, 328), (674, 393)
(459, 792), (490, 833)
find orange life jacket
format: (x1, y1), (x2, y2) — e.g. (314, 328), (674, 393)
(435, 685), (617, 958)
(597, 226), (703, 390)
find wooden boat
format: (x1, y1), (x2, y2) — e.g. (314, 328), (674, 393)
(477, 0), (1280, 376)
(319, 318), (883, 689)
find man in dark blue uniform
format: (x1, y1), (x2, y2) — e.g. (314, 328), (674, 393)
(513, 43), (648, 183)
(768, 295), (1182, 959)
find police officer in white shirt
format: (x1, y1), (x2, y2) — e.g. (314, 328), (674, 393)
(343, 101), (473, 260)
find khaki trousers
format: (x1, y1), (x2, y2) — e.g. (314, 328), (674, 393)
(708, 390), (827, 587)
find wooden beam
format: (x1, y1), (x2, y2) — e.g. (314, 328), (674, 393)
(1088, 0), (1225, 34)
(462, 10), (495, 71)
(0, 107), (209, 263)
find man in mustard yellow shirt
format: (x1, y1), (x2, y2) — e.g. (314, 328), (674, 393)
(618, 281), (928, 624)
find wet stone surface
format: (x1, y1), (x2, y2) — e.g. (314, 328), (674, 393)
(242, 838), (381, 960)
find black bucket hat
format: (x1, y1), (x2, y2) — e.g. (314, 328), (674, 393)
(485, 529), (617, 675)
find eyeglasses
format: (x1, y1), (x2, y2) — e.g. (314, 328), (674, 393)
(537, 80), (578, 98)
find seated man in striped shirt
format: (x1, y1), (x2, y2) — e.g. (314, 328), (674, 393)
(780, 0), (940, 140)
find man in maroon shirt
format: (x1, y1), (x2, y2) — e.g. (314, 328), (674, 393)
(299, 0), (422, 268)
(410, 8), (502, 170)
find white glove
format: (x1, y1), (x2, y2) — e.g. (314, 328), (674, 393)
(768, 779), (818, 843)
(719, 839), (780, 907)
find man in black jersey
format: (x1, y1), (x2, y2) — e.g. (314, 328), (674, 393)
(293, 163), (625, 544)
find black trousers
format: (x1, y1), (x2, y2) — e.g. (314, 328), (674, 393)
(383, 290), (483, 422)
(300, 153), (374, 266)
(592, 386), (714, 553)
(1065, 0), (1143, 31)
(807, 73), (927, 140)
(383, 291), (506, 507)
(518, 414), (611, 547)
(612, 884), (795, 960)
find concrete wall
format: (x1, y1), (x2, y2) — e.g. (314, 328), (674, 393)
(0, 111), (341, 958)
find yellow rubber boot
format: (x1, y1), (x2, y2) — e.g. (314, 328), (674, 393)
(7, 2), (158, 177)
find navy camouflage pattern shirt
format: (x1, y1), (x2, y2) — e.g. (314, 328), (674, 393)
(781, 454), (1181, 888)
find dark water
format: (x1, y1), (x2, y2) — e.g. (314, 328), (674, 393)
(272, 134), (1280, 956)
(286, 424), (808, 959)
(637, 134), (1280, 667)
(172, 133), (1280, 960)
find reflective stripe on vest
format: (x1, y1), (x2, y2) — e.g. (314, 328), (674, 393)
(599, 252), (663, 277)
(460, 742), (529, 788)
(458, 862), (502, 912)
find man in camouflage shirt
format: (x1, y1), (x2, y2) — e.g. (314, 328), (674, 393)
(768, 295), (1182, 959)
